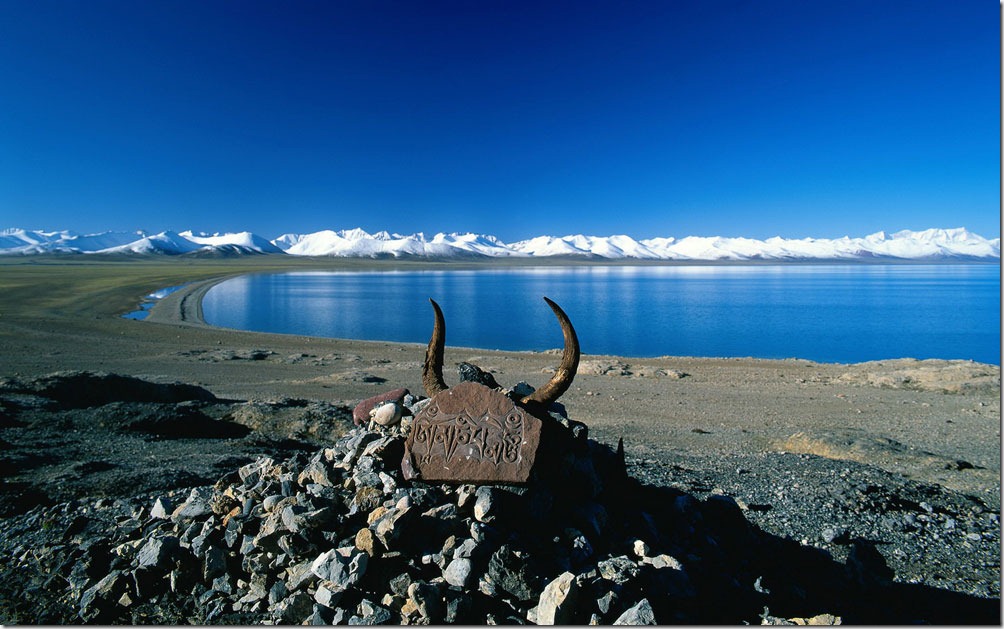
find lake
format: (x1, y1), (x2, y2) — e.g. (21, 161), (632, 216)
(201, 264), (1001, 365)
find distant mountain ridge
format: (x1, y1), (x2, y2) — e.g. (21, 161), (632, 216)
(0, 227), (998, 261)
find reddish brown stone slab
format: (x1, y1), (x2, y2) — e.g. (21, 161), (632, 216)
(401, 381), (541, 484)
(353, 388), (409, 426)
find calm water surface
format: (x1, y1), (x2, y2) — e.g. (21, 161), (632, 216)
(202, 265), (1000, 365)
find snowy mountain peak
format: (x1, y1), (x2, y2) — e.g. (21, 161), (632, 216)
(0, 227), (998, 260)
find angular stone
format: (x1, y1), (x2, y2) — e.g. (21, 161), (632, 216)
(311, 547), (368, 591)
(485, 544), (538, 602)
(78, 570), (128, 622)
(269, 580), (289, 606)
(354, 388), (409, 426)
(203, 545), (227, 579)
(150, 497), (173, 519)
(286, 560), (318, 591)
(171, 487), (215, 522)
(355, 599), (393, 625)
(136, 535), (180, 571)
(406, 581), (443, 621)
(274, 591), (314, 624)
(536, 571), (579, 625)
(457, 362), (501, 388)
(598, 555), (640, 585)
(314, 581), (344, 608)
(613, 598), (656, 625)
(402, 382), (542, 484)
(372, 506), (415, 550)
(297, 461), (334, 487)
(474, 486), (497, 523)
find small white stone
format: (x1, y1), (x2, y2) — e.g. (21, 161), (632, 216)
(632, 539), (649, 558)
(369, 401), (403, 426)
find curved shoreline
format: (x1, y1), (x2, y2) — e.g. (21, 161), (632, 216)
(143, 268), (1001, 367)
(146, 275), (229, 327)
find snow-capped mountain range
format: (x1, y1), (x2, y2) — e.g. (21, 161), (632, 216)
(0, 227), (998, 261)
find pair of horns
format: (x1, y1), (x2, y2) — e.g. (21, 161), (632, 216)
(422, 297), (580, 410)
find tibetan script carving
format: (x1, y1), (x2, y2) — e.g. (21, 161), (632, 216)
(402, 382), (542, 483)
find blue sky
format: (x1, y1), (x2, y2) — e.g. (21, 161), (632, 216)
(1, 0), (998, 241)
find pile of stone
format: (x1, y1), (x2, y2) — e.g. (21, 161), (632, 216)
(6, 375), (996, 624)
(2, 377), (803, 625)
(63, 398), (711, 624)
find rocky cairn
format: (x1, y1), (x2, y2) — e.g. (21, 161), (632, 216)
(2, 367), (996, 624)
(0, 368), (760, 625)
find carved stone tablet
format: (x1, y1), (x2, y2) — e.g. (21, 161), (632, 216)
(401, 382), (542, 484)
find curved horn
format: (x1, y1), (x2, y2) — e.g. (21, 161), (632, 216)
(522, 297), (580, 408)
(422, 298), (449, 397)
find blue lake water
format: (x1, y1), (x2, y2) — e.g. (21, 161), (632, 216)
(201, 264), (1001, 365)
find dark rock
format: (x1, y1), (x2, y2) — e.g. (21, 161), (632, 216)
(484, 544), (539, 602)
(78, 570), (128, 622)
(136, 535), (180, 571)
(457, 362), (501, 389)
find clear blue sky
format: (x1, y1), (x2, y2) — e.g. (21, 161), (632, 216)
(1, 0), (998, 241)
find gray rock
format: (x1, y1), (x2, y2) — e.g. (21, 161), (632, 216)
(78, 570), (127, 622)
(203, 545), (227, 579)
(314, 581), (343, 608)
(597, 555), (640, 585)
(474, 486), (498, 523)
(372, 506), (414, 550)
(536, 571), (579, 625)
(453, 537), (479, 560)
(305, 603), (335, 625)
(239, 573), (269, 603)
(262, 494), (283, 512)
(613, 598), (656, 625)
(297, 461), (334, 487)
(443, 557), (475, 588)
(171, 487), (215, 521)
(648, 553), (683, 571)
(457, 362), (501, 388)
(274, 590), (314, 624)
(136, 535), (180, 571)
(456, 484), (477, 510)
(286, 559), (319, 591)
(597, 590), (619, 615)
(311, 547), (369, 590)
(821, 527), (848, 544)
(150, 496), (173, 519)
(354, 599), (393, 624)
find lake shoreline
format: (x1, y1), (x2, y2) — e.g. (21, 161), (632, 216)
(161, 260), (1000, 365)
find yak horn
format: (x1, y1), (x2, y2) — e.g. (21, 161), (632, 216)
(522, 297), (580, 409)
(422, 299), (449, 397)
